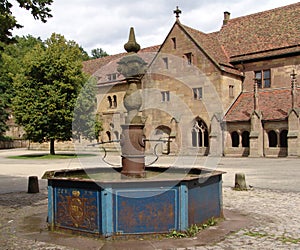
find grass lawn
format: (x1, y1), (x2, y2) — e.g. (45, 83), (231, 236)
(7, 153), (96, 160)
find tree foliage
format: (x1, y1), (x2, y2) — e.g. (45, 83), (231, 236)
(91, 48), (109, 59)
(13, 33), (86, 154)
(0, 35), (43, 137)
(73, 77), (103, 142)
(0, 0), (52, 48)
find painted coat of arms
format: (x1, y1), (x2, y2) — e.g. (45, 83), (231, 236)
(55, 188), (98, 232)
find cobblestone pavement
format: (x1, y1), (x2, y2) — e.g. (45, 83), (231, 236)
(0, 186), (299, 250)
(196, 188), (300, 250)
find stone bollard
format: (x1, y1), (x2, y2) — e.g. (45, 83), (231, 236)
(234, 173), (247, 190)
(28, 176), (39, 193)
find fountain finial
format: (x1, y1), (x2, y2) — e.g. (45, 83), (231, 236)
(124, 27), (140, 53)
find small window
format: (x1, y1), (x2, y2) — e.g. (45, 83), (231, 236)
(264, 70), (271, 88)
(229, 85), (234, 98)
(193, 88), (202, 100)
(255, 69), (271, 88)
(161, 91), (170, 102)
(113, 95), (117, 108)
(185, 53), (192, 65)
(108, 96), (112, 108)
(107, 73), (117, 81)
(162, 57), (169, 69)
(171, 37), (176, 49)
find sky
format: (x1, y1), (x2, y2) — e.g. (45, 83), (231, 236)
(11, 0), (300, 56)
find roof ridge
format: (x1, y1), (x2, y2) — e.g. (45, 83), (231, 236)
(84, 44), (161, 64)
(181, 23), (208, 35)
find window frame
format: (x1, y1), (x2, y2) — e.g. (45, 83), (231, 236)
(254, 69), (271, 88)
(107, 73), (117, 81)
(184, 52), (193, 65)
(192, 87), (203, 100)
(161, 91), (170, 102)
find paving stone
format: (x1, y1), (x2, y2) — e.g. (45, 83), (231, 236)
(0, 186), (299, 249)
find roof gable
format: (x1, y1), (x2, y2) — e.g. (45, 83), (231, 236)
(158, 21), (242, 76)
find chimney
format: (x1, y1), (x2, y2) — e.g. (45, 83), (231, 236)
(223, 11), (230, 25)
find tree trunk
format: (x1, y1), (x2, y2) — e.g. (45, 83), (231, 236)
(50, 139), (55, 155)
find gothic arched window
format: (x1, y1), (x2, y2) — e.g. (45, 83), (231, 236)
(192, 119), (208, 148)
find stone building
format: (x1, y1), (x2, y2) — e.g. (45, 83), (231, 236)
(84, 3), (300, 157)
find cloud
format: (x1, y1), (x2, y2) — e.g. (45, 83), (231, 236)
(11, 0), (299, 55)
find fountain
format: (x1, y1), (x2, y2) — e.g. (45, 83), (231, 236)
(43, 27), (225, 237)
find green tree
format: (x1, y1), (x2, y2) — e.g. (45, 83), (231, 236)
(0, 35), (43, 137)
(0, 0), (52, 49)
(13, 33), (86, 154)
(73, 77), (103, 142)
(91, 48), (109, 59)
(0, 74), (9, 137)
(79, 46), (90, 61)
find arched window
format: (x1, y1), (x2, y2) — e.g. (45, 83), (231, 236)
(191, 119), (208, 148)
(231, 131), (239, 147)
(114, 131), (119, 140)
(204, 130), (209, 147)
(108, 96), (112, 108)
(192, 129), (197, 147)
(280, 130), (288, 147)
(113, 95), (117, 108)
(106, 131), (111, 141)
(242, 131), (250, 147)
(268, 130), (277, 147)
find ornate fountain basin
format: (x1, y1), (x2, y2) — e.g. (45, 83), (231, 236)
(43, 166), (224, 237)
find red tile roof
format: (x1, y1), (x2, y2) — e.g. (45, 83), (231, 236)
(180, 2), (300, 65)
(219, 2), (300, 60)
(82, 45), (160, 75)
(83, 4), (299, 77)
(224, 88), (300, 122)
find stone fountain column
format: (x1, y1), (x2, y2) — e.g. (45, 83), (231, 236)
(117, 27), (147, 178)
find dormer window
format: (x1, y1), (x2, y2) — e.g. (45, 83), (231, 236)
(107, 73), (117, 81)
